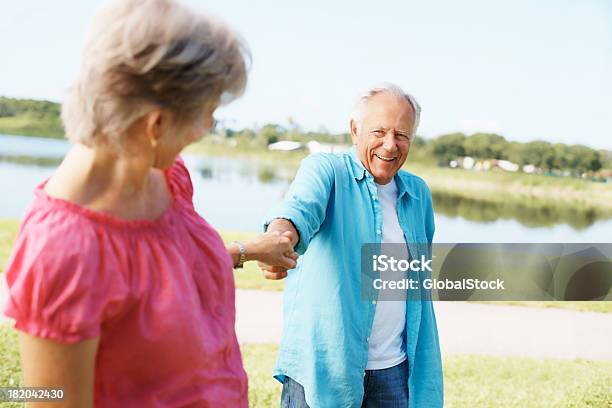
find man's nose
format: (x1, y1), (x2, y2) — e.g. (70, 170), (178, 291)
(382, 132), (398, 152)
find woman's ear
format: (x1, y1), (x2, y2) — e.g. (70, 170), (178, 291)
(144, 109), (165, 147)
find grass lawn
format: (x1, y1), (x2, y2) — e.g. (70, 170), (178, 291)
(262, 353), (612, 407)
(0, 219), (19, 272)
(0, 116), (64, 139)
(1, 325), (610, 407)
(477, 301), (612, 314)
(0, 324), (22, 408)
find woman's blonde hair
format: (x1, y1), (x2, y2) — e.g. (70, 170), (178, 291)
(62, 0), (249, 148)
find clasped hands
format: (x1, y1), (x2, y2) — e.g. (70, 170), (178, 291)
(230, 218), (298, 280)
(248, 230), (298, 280)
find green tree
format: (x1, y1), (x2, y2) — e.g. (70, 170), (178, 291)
(463, 133), (508, 159)
(565, 145), (602, 173)
(600, 149), (612, 169)
(430, 132), (466, 162)
(411, 135), (427, 148)
(258, 123), (285, 145)
(513, 141), (555, 170)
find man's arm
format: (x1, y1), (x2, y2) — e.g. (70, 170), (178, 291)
(260, 154), (335, 279)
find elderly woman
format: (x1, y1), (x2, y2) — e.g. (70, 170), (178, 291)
(2, 0), (296, 407)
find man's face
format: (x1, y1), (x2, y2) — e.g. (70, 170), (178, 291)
(351, 92), (415, 185)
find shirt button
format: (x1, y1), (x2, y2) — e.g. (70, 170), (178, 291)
(372, 195), (377, 200)
(376, 230), (382, 235)
(372, 300), (377, 305)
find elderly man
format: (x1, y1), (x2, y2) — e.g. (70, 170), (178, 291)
(261, 83), (443, 408)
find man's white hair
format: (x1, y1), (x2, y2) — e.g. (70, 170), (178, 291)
(350, 83), (421, 136)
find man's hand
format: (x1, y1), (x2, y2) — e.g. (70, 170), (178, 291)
(266, 219), (298, 243)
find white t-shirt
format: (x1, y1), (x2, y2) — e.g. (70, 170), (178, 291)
(366, 179), (408, 370)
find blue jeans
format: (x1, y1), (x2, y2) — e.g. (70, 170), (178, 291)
(280, 359), (409, 408)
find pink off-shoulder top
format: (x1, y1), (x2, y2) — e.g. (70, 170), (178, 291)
(3, 158), (248, 407)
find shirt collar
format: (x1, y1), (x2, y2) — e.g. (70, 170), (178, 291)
(348, 145), (419, 200)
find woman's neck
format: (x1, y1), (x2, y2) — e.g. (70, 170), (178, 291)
(44, 143), (171, 221)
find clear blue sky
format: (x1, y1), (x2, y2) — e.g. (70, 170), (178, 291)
(1, 0), (611, 149)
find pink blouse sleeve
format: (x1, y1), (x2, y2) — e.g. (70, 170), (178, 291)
(3, 213), (127, 343)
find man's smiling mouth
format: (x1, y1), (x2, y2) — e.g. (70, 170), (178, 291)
(374, 153), (397, 162)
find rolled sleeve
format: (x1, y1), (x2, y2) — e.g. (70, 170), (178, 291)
(264, 153), (334, 255)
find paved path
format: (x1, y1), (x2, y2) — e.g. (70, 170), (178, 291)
(235, 290), (612, 361)
(2, 280), (611, 360)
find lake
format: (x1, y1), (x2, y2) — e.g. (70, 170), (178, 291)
(1, 134), (611, 242)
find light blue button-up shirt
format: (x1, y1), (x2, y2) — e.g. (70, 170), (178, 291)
(264, 146), (443, 408)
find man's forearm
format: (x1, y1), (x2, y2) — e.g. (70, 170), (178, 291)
(267, 218), (299, 246)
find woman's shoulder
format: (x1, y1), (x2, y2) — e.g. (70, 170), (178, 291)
(9, 198), (103, 275)
(22, 187), (99, 239)
(3, 200), (117, 343)
(166, 156), (194, 202)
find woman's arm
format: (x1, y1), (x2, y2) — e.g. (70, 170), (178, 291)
(19, 333), (99, 408)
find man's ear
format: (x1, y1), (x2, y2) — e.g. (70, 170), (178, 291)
(349, 119), (359, 144)
(144, 109), (164, 146)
